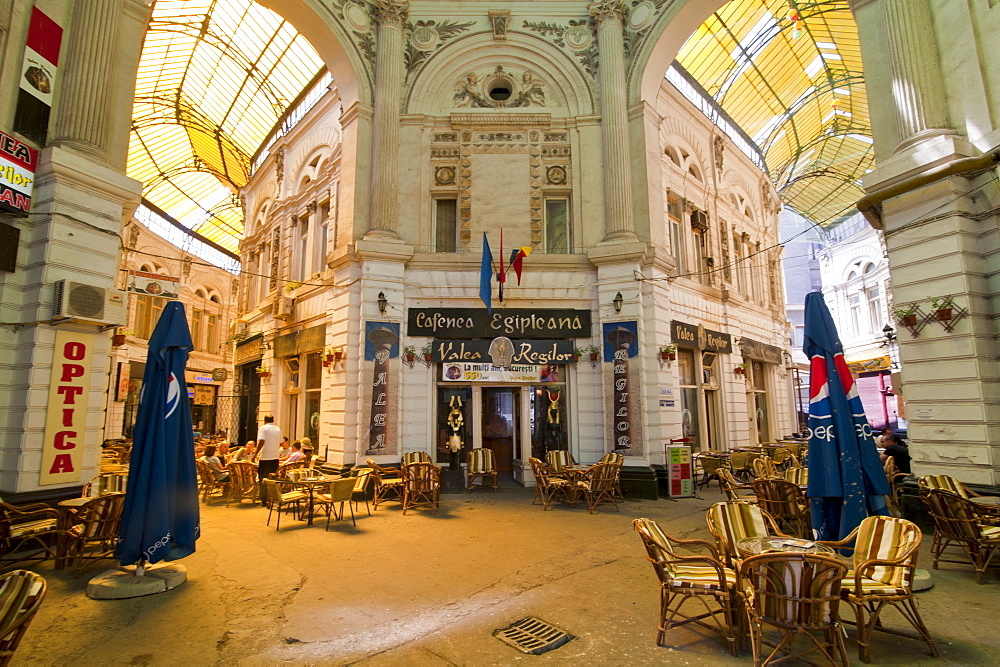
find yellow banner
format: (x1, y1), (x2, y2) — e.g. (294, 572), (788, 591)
(846, 355), (891, 374)
(40, 330), (94, 484)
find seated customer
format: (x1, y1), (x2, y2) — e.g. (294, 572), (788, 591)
(200, 445), (230, 483)
(880, 434), (911, 474)
(301, 446), (314, 467)
(277, 436), (291, 461)
(231, 441), (257, 462)
(285, 441), (305, 464)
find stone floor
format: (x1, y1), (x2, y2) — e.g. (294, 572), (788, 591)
(13, 482), (1000, 666)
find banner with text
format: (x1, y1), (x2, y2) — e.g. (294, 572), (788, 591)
(40, 330), (94, 484)
(430, 339), (574, 365)
(409, 308), (591, 339)
(441, 362), (560, 383)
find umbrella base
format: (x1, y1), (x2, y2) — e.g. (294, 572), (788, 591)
(86, 563), (188, 600)
(913, 568), (934, 592)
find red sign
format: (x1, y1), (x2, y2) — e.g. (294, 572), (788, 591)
(0, 130), (37, 216)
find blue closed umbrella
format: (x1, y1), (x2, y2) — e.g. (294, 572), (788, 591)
(115, 301), (200, 569)
(804, 292), (890, 542)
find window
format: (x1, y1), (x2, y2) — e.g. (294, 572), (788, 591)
(297, 214), (310, 281)
(315, 200), (330, 273)
(849, 292), (861, 337)
(866, 285), (883, 333)
(732, 234), (744, 295)
(433, 198), (458, 252)
(191, 308), (203, 351)
(134, 295), (164, 340)
(206, 313), (217, 353)
(690, 208), (709, 284)
(544, 198), (570, 253)
(748, 360), (771, 444)
(668, 194), (686, 275)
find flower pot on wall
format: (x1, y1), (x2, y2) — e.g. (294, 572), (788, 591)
(935, 308), (952, 321)
(111, 334), (126, 347)
(901, 314), (917, 326)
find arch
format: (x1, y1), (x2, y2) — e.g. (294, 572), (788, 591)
(628, 0), (728, 105)
(257, 0), (371, 107)
(404, 32), (595, 116)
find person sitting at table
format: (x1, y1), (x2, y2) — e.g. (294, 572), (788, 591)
(231, 441), (257, 463)
(285, 441), (305, 464)
(217, 441), (230, 461)
(200, 445), (230, 483)
(301, 446), (314, 467)
(277, 436), (291, 461)
(876, 427), (893, 449)
(880, 433), (911, 474)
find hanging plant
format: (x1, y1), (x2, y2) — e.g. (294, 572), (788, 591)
(930, 297), (953, 321)
(659, 344), (676, 360)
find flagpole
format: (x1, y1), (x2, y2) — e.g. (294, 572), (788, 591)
(498, 228), (505, 304)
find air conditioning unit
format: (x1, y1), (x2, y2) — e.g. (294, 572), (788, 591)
(52, 280), (127, 325)
(273, 295), (294, 320)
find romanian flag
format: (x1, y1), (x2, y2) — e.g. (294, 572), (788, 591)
(508, 246), (532, 285)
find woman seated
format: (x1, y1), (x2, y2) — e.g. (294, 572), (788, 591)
(277, 436), (291, 461)
(230, 440), (257, 463)
(301, 446), (314, 468)
(200, 445), (229, 483)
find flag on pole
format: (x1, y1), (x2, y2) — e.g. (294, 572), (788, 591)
(498, 228), (505, 304)
(509, 246), (532, 285)
(480, 232), (493, 313)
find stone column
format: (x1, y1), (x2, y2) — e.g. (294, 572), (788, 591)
(49, 0), (123, 162)
(367, 0), (408, 239)
(589, 0), (636, 241)
(880, 0), (952, 151)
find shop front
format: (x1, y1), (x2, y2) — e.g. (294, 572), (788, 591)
(409, 308), (587, 484)
(232, 335), (264, 446)
(273, 324), (326, 449)
(671, 321), (733, 452)
(739, 338), (784, 445)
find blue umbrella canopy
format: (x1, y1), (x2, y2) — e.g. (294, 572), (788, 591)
(804, 291), (890, 542)
(115, 301), (200, 567)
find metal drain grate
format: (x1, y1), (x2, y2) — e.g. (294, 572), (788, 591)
(494, 617), (575, 655)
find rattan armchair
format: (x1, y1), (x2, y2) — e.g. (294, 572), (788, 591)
(367, 459), (404, 510)
(0, 501), (61, 570)
(262, 479), (306, 531)
(751, 479), (810, 538)
(599, 451), (625, 501)
(61, 492), (126, 576)
(695, 454), (728, 492)
(315, 478), (357, 528)
(225, 461), (258, 506)
(350, 468), (373, 516)
(402, 451), (431, 465)
(0, 569), (46, 666)
(401, 462), (441, 515)
(739, 552), (850, 666)
(918, 473), (979, 499)
(819, 515), (937, 662)
(577, 462), (620, 514)
(528, 457), (572, 510)
(633, 517), (740, 656)
(717, 468), (758, 504)
(545, 450), (576, 477)
(466, 448), (498, 493)
(921, 489), (1000, 584)
(195, 460), (226, 503)
(705, 501), (783, 568)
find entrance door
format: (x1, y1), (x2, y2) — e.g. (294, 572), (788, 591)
(482, 387), (518, 472)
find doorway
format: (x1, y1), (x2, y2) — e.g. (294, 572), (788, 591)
(481, 387), (519, 472)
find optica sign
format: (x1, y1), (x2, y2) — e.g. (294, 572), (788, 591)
(40, 330), (93, 484)
(0, 130), (37, 216)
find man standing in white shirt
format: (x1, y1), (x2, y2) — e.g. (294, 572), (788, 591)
(256, 414), (282, 504)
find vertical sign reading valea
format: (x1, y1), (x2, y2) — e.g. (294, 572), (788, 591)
(40, 330), (93, 484)
(366, 326), (398, 455)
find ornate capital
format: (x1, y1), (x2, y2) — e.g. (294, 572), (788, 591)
(588, 0), (625, 25)
(374, 0), (409, 28)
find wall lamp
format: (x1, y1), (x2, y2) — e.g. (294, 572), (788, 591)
(612, 292), (623, 314)
(377, 291), (388, 315)
(881, 323), (896, 347)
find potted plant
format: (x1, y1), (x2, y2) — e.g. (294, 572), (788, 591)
(573, 347), (587, 362)
(659, 344), (677, 361)
(403, 345), (416, 363)
(284, 280), (302, 292)
(587, 345), (600, 362)
(334, 346), (346, 360)
(421, 343), (433, 362)
(255, 365), (270, 378)
(893, 306), (918, 327)
(735, 361), (749, 376)
(111, 330), (127, 347)
(930, 297), (953, 321)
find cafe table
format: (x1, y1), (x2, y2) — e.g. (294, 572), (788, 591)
(276, 475), (341, 525)
(558, 464), (593, 505)
(736, 536), (836, 560)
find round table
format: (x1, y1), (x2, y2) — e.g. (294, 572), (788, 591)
(737, 536), (836, 559)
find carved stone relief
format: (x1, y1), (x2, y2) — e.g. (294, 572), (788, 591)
(522, 19), (599, 76)
(405, 19), (475, 79)
(489, 9), (510, 40)
(714, 134), (725, 172)
(453, 66), (546, 108)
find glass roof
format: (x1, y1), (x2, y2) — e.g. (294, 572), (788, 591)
(128, 0), (324, 255)
(127, 0), (868, 260)
(675, 0), (870, 226)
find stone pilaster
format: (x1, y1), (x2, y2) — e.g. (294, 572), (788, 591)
(49, 0), (123, 162)
(589, 0), (636, 241)
(880, 0), (952, 151)
(367, 0), (408, 239)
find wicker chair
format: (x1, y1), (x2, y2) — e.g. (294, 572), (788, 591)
(920, 489), (1000, 584)
(402, 451), (431, 465)
(0, 501), (61, 570)
(696, 455), (728, 492)
(783, 466), (808, 486)
(705, 501), (783, 568)
(918, 473), (978, 499)
(751, 479), (811, 538)
(350, 468), (374, 516)
(771, 447), (793, 471)
(262, 479), (306, 531)
(752, 456), (780, 480)
(528, 457), (572, 510)
(545, 450), (576, 476)
(367, 459), (404, 510)
(0, 570), (46, 666)
(599, 451), (625, 501)
(728, 451), (752, 482)
(315, 478), (357, 528)
(819, 515), (937, 662)
(81, 472), (128, 497)
(401, 462), (441, 515)
(61, 492), (126, 576)
(717, 468), (758, 504)
(633, 518), (740, 656)
(225, 461), (258, 506)
(577, 462), (620, 514)
(274, 460), (308, 480)
(466, 448), (498, 493)
(739, 552), (850, 666)
(195, 460), (226, 503)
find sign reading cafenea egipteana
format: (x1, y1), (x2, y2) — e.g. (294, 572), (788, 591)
(408, 308), (591, 339)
